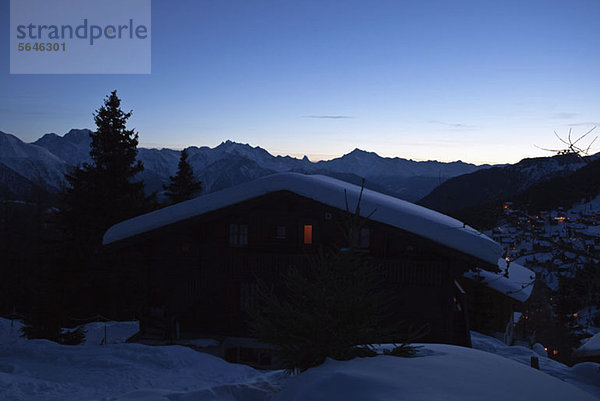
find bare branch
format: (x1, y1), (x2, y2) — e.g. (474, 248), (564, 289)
(584, 136), (598, 155)
(554, 130), (570, 146)
(536, 127), (598, 162)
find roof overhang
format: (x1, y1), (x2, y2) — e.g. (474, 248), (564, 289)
(463, 258), (536, 303)
(103, 173), (503, 265)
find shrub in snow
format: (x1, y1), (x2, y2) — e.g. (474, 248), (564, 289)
(21, 315), (61, 342)
(250, 248), (422, 372)
(61, 326), (87, 345)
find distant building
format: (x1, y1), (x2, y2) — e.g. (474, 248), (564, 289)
(572, 332), (600, 364)
(461, 258), (535, 345)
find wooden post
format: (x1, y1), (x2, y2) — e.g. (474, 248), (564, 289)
(531, 356), (539, 369)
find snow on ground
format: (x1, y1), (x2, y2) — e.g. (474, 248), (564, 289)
(2, 318), (600, 400)
(82, 321), (139, 345)
(472, 331), (600, 398)
(274, 345), (598, 401)
(0, 319), (284, 401)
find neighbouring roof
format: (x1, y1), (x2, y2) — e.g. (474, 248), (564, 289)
(573, 332), (600, 358)
(463, 258), (535, 303)
(103, 173), (503, 265)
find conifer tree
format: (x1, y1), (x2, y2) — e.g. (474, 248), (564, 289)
(24, 91), (152, 342)
(163, 149), (202, 204)
(61, 90), (151, 255)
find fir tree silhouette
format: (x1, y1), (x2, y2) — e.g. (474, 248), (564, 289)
(61, 90), (152, 255)
(163, 148), (202, 204)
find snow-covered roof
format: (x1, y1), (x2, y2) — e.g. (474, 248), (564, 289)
(103, 173), (503, 265)
(463, 258), (535, 302)
(573, 332), (600, 358)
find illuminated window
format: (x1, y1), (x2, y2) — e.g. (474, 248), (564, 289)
(303, 225), (313, 244)
(229, 224), (248, 246)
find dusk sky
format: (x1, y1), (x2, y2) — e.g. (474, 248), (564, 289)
(2, 0), (599, 164)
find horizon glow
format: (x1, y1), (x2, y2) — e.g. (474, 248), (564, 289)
(1, 0), (599, 164)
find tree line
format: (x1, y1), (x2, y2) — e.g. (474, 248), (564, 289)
(2, 91), (201, 342)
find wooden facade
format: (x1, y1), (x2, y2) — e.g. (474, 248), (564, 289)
(102, 190), (486, 352)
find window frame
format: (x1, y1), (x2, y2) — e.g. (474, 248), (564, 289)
(229, 223), (249, 246)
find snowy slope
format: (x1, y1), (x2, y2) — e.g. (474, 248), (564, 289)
(0, 161), (36, 199)
(0, 318), (600, 401)
(419, 153), (588, 214)
(0, 131), (68, 189)
(485, 192), (600, 294)
(2, 318), (599, 401)
(0, 319), (283, 401)
(274, 346), (599, 401)
(33, 129), (93, 165)
(471, 331), (600, 398)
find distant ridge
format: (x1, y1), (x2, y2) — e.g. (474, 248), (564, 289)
(0, 129), (492, 201)
(418, 153), (598, 228)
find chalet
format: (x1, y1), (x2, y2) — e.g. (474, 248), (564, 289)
(101, 173), (530, 362)
(461, 258), (535, 345)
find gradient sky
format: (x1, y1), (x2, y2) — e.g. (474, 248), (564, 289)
(1, 0), (599, 164)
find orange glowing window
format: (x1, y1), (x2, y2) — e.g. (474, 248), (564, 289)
(303, 225), (313, 244)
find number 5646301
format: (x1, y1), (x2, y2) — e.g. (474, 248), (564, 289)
(18, 42), (65, 51)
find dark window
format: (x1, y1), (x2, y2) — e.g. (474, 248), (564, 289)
(229, 223), (248, 246)
(239, 224), (248, 245)
(229, 223), (238, 245)
(359, 228), (370, 249)
(240, 282), (259, 311)
(276, 225), (287, 239)
(186, 278), (200, 301)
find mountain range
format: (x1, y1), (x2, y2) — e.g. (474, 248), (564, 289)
(2, 128), (597, 223)
(0, 129), (492, 202)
